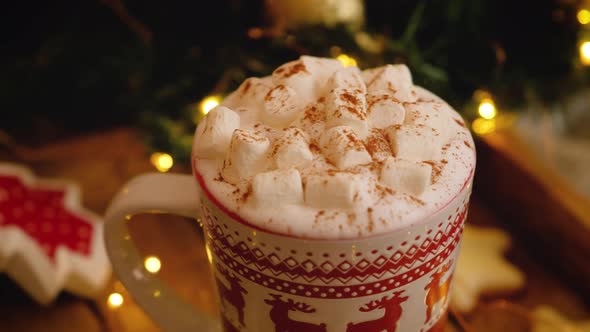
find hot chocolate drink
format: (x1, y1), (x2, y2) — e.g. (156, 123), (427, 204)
(193, 56), (475, 239)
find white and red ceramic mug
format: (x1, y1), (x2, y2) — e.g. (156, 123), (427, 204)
(104, 162), (474, 332)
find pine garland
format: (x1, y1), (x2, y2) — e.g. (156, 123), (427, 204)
(2, 0), (588, 161)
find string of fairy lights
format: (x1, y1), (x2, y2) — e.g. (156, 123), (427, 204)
(468, 4), (590, 136)
(113, 4), (590, 311)
(579, 5), (590, 66)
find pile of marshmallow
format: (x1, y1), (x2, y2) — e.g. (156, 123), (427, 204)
(194, 56), (464, 210)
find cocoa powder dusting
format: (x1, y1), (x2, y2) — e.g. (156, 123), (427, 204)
(347, 212), (356, 226)
(341, 92), (360, 105)
(344, 106), (366, 120)
(309, 143), (321, 153)
(315, 210), (339, 224)
(422, 160), (442, 183)
(367, 93), (392, 109)
(241, 184), (252, 203)
(271, 139), (283, 157)
(386, 82), (398, 93)
(408, 195), (425, 206)
(375, 184), (395, 200)
(454, 119), (466, 128)
(345, 131), (366, 151)
(367, 208), (375, 232)
(365, 129), (392, 159)
(242, 80), (252, 94)
(236, 130), (267, 143)
(302, 105), (325, 124)
(276, 63), (308, 78)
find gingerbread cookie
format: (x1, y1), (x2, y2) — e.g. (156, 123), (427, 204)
(451, 225), (525, 312)
(533, 306), (590, 332)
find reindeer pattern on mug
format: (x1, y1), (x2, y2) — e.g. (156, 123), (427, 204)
(265, 294), (327, 332)
(346, 291), (409, 332)
(215, 264), (248, 327)
(211, 251), (459, 332)
(202, 190), (470, 331)
(424, 261), (453, 324)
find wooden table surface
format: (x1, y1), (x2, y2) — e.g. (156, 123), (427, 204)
(0, 128), (588, 331)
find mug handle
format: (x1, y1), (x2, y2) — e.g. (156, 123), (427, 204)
(104, 173), (220, 332)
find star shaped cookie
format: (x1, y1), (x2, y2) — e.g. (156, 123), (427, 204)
(533, 306), (590, 332)
(451, 225), (525, 313)
(0, 163), (110, 304)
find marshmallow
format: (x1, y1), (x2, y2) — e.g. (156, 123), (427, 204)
(327, 67), (366, 93)
(272, 56), (343, 101)
(222, 129), (270, 184)
(325, 88), (369, 138)
(262, 85), (302, 127)
(362, 64), (417, 103)
(404, 102), (456, 142)
(305, 172), (364, 208)
(271, 127), (313, 169)
(365, 129), (393, 162)
(292, 103), (327, 143)
(319, 126), (372, 169)
(384, 124), (442, 161)
(194, 106), (241, 159)
(252, 169), (304, 207)
(367, 92), (406, 129)
(301, 56), (343, 89)
(381, 157), (432, 195)
(222, 77), (272, 110)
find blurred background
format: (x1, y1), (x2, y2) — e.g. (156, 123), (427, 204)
(1, 1), (589, 331)
(3, 0), (590, 193)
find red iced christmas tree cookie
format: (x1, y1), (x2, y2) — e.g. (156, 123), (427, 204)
(0, 163), (110, 304)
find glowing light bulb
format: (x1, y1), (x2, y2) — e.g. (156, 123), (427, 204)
(108, 292), (124, 308)
(144, 256), (162, 273)
(336, 54), (358, 67)
(478, 99), (497, 120)
(150, 152), (174, 172)
(199, 95), (221, 115)
(580, 41), (590, 65)
(472, 118), (496, 135)
(578, 9), (590, 24)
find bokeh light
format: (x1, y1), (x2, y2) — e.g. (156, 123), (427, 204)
(108, 292), (124, 308)
(578, 9), (590, 25)
(336, 54), (358, 67)
(478, 99), (497, 120)
(580, 41), (590, 65)
(472, 118), (497, 135)
(150, 152), (174, 172)
(199, 95), (221, 115)
(144, 256), (162, 273)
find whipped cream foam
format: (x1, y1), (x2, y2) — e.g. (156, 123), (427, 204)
(193, 56), (475, 239)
